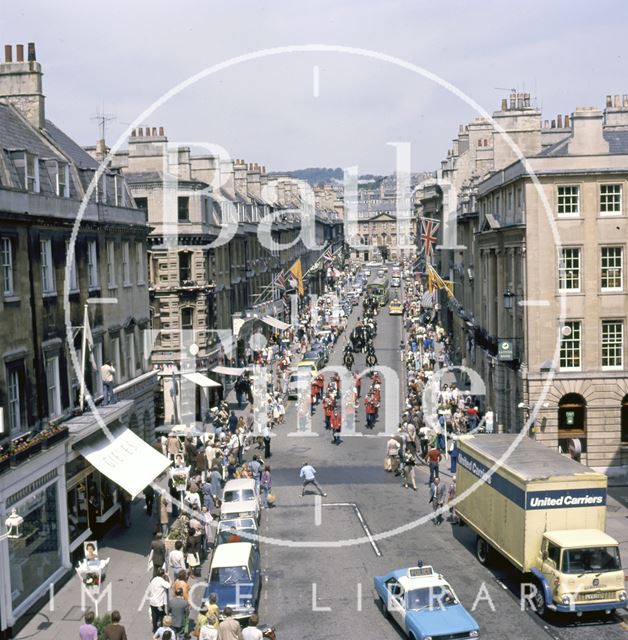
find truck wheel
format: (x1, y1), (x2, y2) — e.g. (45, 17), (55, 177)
(476, 536), (491, 565)
(532, 583), (546, 618)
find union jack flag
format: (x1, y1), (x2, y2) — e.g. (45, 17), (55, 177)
(420, 218), (440, 257)
(323, 247), (334, 263)
(275, 271), (286, 291)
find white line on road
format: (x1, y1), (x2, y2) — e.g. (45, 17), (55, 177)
(314, 494), (322, 526)
(323, 502), (382, 557)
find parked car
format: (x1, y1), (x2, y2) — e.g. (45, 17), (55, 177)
(204, 542), (261, 621)
(303, 350), (326, 371)
(374, 564), (480, 639)
(221, 478), (260, 522)
(215, 516), (259, 549)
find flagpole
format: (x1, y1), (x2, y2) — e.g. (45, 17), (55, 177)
(79, 304), (88, 410)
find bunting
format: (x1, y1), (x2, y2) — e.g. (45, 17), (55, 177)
(289, 259), (304, 296)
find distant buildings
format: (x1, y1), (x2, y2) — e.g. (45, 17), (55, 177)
(418, 91), (628, 473)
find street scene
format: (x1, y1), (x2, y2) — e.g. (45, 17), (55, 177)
(1, 2), (628, 640)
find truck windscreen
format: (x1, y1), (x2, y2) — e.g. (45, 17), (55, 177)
(561, 546), (621, 574)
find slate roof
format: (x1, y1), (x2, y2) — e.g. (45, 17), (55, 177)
(43, 119), (99, 169)
(0, 102), (62, 159)
(538, 129), (628, 157)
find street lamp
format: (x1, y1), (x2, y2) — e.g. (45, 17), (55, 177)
(503, 287), (515, 310)
(1, 509), (23, 540)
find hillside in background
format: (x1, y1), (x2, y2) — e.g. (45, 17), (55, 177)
(267, 167), (344, 184)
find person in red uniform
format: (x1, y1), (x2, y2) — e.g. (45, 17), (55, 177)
(323, 395), (335, 430)
(330, 407), (342, 445)
(315, 375), (325, 402)
(365, 394), (377, 429)
(354, 374), (362, 398)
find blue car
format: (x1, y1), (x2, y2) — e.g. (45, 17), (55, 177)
(374, 565), (480, 639)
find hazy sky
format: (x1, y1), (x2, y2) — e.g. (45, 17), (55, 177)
(2, 0), (626, 174)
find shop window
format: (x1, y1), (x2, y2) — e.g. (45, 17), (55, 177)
(8, 483), (61, 608)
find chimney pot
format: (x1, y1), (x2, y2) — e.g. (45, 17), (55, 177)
(544, 119), (549, 128)
(564, 114), (570, 128)
(614, 94), (620, 107)
(152, 127), (157, 136)
(4, 45), (12, 62)
(15, 44), (24, 62)
(27, 42), (36, 62)
(131, 129), (136, 137)
(557, 114), (563, 128)
(623, 95), (628, 108)
(261, 165), (266, 174)
(501, 98), (508, 110)
(551, 119), (556, 128)
(159, 126), (164, 136)
(606, 95), (613, 108)
(138, 127), (143, 136)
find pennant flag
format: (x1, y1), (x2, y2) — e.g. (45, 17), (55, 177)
(289, 259), (304, 296)
(84, 307), (97, 368)
(421, 218), (440, 258)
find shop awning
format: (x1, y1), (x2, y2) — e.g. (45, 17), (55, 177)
(261, 315), (291, 331)
(182, 372), (222, 388)
(212, 365), (246, 376)
(74, 426), (171, 498)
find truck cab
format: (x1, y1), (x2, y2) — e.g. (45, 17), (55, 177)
(536, 530), (626, 614)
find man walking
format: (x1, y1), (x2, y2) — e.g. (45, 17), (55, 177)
(147, 568), (170, 633)
(430, 477), (447, 525)
(100, 360), (116, 405)
(330, 407), (342, 445)
(299, 462), (327, 497)
(169, 588), (189, 639)
(426, 446), (442, 484)
(217, 607), (243, 640)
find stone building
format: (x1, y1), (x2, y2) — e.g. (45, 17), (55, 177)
(420, 91), (628, 473)
(0, 43), (160, 636)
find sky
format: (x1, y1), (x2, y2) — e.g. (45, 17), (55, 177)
(2, 0), (627, 174)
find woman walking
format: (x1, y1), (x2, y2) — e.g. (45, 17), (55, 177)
(260, 464), (272, 509)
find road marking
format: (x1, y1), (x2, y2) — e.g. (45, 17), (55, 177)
(312, 65), (320, 97)
(314, 494), (322, 526)
(323, 502), (382, 557)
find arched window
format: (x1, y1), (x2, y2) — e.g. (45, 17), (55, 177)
(621, 394), (628, 444)
(558, 393), (587, 459)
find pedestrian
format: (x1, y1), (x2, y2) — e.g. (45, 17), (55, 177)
(228, 410), (238, 434)
(168, 540), (186, 578)
(148, 568), (171, 633)
(241, 613), (263, 640)
(448, 477), (458, 524)
(260, 464), (272, 509)
(199, 615), (219, 640)
(148, 532), (167, 578)
(79, 610), (98, 640)
(430, 477), (447, 525)
(262, 424), (272, 459)
(418, 425), (430, 460)
(169, 587), (189, 639)
(217, 607), (243, 640)
(426, 446), (442, 484)
(103, 610), (128, 640)
(299, 461), (327, 497)
(159, 494), (170, 537)
(449, 436), (459, 473)
(153, 616), (175, 639)
(100, 360), (116, 405)
(330, 407), (342, 445)
(248, 455), (262, 489)
(402, 450), (417, 491)
(143, 483), (155, 516)
(206, 593), (220, 628)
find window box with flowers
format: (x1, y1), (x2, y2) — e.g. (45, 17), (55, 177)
(9, 433), (43, 465)
(0, 453), (10, 475)
(41, 423), (70, 448)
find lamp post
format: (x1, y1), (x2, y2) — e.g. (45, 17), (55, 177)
(503, 287), (515, 310)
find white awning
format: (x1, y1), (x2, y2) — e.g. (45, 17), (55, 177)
(261, 315), (291, 331)
(74, 426), (171, 498)
(182, 372), (222, 388)
(212, 365), (246, 376)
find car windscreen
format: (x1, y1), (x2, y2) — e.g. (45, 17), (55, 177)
(223, 489), (256, 503)
(561, 546), (621, 574)
(209, 565), (251, 584)
(407, 586), (458, 610)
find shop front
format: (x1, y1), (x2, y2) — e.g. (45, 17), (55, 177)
(0, 443), (70, 637)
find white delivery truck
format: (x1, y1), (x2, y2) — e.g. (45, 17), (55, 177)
(455, 434), (626, 617)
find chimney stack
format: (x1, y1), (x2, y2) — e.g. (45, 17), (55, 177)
(557, 114), (563, 128)
(564, 114), (570, 128)
(614, 94), (620, 108)
(551, 119), (556, 128)
(606, 95), (613, 108)
(568, 107), (609, 155)
(159, 126), (164, 136)
(501, 98), (508, 111)
(0, 42), (45, 128)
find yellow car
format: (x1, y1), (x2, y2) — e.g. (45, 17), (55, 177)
(297, 360), (318, 375)
(389, 300), (403, 315)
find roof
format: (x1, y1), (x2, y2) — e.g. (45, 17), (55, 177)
(538, 129), (628, 157)
(223, 478), (256, 490)
(0, 102), (63, 160)
(459, 435), (606, 482)
(544, 529), (618, 548)
(44, 119), (99, 169)
(210, 542), (254, 568)
(388, 566), (449, 592)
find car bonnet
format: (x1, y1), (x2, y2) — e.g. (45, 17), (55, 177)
(405, 604), (479, 636)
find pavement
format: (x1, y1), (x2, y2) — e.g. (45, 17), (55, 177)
(14, 275), (628, 639)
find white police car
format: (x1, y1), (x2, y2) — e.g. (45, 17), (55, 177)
(374, 564), (480, 639)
